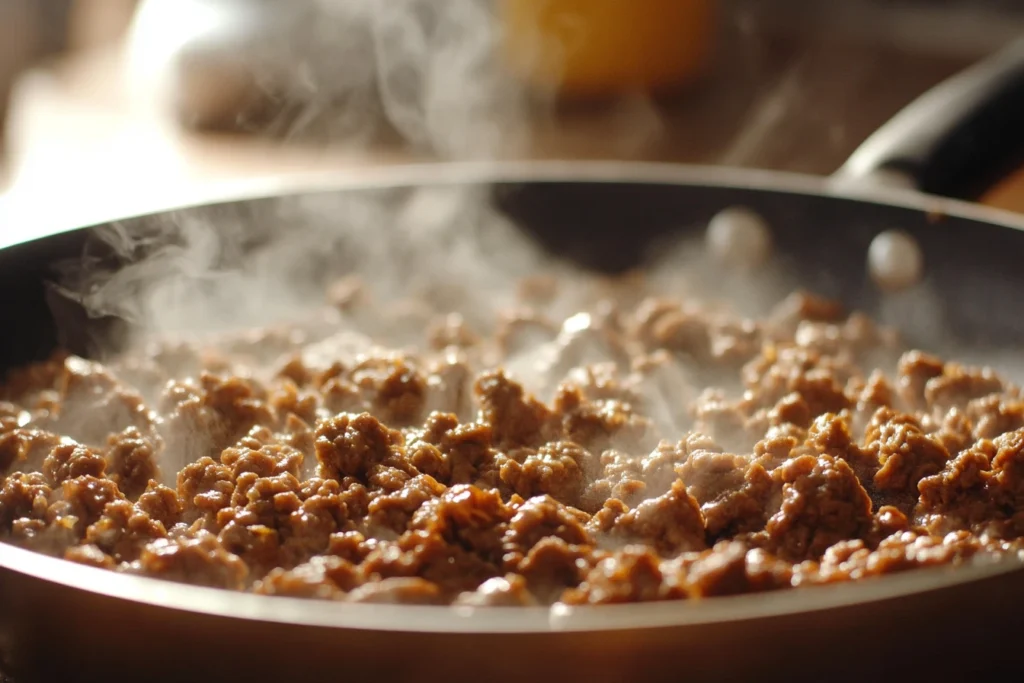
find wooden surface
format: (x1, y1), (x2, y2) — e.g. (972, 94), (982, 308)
(0, 31), (1020, 242)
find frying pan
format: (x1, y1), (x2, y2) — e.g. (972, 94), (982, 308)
(3, 39), (1024, 683)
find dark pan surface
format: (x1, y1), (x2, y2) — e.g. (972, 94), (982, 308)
(4, 163), (1024, 367)
(1, 162), (1023, 682)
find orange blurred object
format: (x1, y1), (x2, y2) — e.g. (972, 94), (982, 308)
(500, 0), (717, 98)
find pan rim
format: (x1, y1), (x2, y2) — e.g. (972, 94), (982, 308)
(0, 540), (1020, 633)
(4, 159), (1024, 252)
(2, 159), (1024, 633)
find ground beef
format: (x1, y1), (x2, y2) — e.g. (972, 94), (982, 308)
(867, 408), (950, 512)
(427, 313), (479, 352)
(81, 499), (167, 563)
(413, 412), (497, 486)
(345, 577), (444, 605)
(763, 454), (873, 562)
(104, 427), (161, 500)
(351, 355), (428, 426)
(410, 484), (509, 561)
(177, 456), (234, 526)
(513, 537), (589, 602)
(0, 472), (51, 530)
(607, 480), (707, 555)
(313, 413), (408, 482)
(682, 541), (794, 597)
(64, 543), (117, 569)
(454, 573), (539, 606)
(476, 370), (555, 448)
(496, 309), (556, 356)
(497, 441), (590, 506)
(1, 279), (1023, 607)
(254, 555), (362, 599)
(42, 442), (106, 485)
(553, 385), (655, 453)
(502, 495), (588, 557)
(136, 482), (183, 528)
(368, 474), (447, 533)
(562, 547), (678, 604)
(55, 357), (156, 446)
(131, 532), (248, 590)
(635, 297), (710, 357)
(0, 429), (62, 474)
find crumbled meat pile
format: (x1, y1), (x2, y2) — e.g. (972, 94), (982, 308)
(1, 282), (1023, 607)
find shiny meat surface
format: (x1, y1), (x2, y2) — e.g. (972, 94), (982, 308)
(1, 284), (1023, 606)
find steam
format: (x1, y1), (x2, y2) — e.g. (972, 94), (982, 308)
(50, 177), (1024, 405)
(46, 181), (807, 423)
(35, 179), (1024, 522)
(98, 0), (1024, 468)
(128, 0), (561, 158)
(125, 0), (687, 163)
(372, 0), (539, 158)
(53, 186), (541, 341)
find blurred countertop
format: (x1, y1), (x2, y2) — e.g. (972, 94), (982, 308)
(2, 20), (1024, 241)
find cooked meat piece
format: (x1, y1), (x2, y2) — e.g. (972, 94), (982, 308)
(136, 482), (183, 529)
(683, 541), (793, 597)
(607, 480), (706, 555)
(133, 532), (248, 590)
(346, 577), (444, 605)
(475, 371), (555, 448)
(0, 429), (62, 474)
(64, 543), (117, 569)
(498, 441), (590, 506)
(764, 454), (873, 562)
(867, 408), (950, 512)
(254, 555), (362, 599)
(177, 457), (234, 525)
(513, 537), (589, 602)
(453, 573), (539, 606)
(43, 442), (106, 485)
(369, 474), (447, 533)
(105, 427), (162, 500)
(502, 495), (589, 558)
(313, 412), (407, 482)
(561, 547), (676, 604)
(84, 499), (168, 563)
(410, 484), (510, 562)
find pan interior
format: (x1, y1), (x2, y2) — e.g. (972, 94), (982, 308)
(5, 175), (1024, 369)
(1, 168), (1024, 629)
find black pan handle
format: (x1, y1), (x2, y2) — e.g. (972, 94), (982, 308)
(834, 38), (1024, 200)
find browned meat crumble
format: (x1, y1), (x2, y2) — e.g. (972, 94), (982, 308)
(1, 283), (1022, 607)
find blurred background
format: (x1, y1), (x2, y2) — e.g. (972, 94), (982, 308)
(3, 0), (1024, 230)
